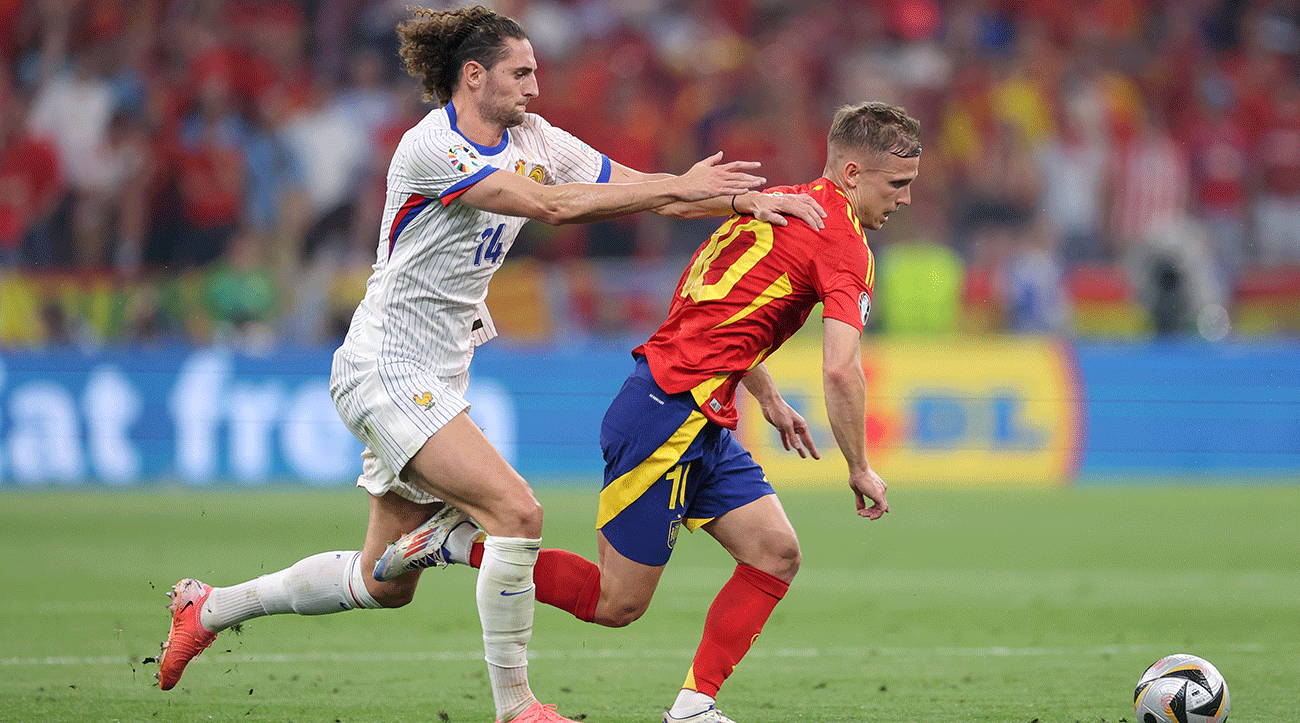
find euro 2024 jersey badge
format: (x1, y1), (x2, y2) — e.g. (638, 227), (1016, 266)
(447, 145), (482, 174)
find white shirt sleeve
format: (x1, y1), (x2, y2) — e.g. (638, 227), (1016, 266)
(396, 127), (501, 203)
(530, 114), (611, 186)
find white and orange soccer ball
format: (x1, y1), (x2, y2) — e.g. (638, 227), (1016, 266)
(1134, 653), (1230, 723)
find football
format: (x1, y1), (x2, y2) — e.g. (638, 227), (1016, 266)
(1134, 653), (1230, 723)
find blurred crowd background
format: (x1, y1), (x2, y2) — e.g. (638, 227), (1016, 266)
(2, 0), (1299, 350)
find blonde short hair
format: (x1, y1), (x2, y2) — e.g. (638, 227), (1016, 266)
(827, 101), (922, 159)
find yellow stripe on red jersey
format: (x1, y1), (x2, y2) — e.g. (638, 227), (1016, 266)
(634, 178), (875, 429)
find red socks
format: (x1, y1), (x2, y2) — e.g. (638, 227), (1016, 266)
(683, 563), (789, 697)
(468, 543), (790, 700)
(469, 542), (601, 623)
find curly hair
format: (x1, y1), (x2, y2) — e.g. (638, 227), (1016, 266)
(397, 5), (528, 106)
(827, 102), (922, 159)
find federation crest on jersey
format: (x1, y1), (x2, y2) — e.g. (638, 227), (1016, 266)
(859, 291), (871, 324)
(513, 159), (546, 184)
(447, 145), (482, 174)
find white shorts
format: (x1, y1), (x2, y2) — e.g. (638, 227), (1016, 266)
(331, 350), (471, 503)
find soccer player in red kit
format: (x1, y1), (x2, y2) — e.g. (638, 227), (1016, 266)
(378, 101), (920, 723)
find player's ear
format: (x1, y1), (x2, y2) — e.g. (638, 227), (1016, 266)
(840, 160), (860, 189)
(462, 60), (486, 91)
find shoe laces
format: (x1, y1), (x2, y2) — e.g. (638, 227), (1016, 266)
(409, 547), (449, 569)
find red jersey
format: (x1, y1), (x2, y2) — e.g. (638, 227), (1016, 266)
(634, 179), (875, 429)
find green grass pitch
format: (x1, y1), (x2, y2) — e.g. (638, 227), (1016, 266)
(1, 483), (1297, 723)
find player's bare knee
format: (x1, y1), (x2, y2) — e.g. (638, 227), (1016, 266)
(516, 497), (543, 535)
(594, 599), (647, 628)
(485, 496), (543, 538)
(782, 546), (803, 579)
(756, 538), (801, 582)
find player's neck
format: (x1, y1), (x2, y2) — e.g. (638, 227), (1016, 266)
(826, 173), (860, 214)
(448, 98), (507, 148)
(823, 171), (848, 193)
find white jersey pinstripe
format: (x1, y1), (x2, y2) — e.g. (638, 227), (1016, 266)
(337, 101), (611, 376)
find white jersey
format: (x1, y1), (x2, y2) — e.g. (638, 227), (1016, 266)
(338, 102), (610, 376)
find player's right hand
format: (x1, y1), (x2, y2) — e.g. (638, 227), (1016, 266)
(758, 397), (820, 460)
(850, 466), (889, 520)
(674, 151), (765, 201)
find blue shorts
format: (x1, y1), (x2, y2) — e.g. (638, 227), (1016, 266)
(597, 356), (773, 566)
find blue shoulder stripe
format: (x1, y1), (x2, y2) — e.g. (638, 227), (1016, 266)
(440, 166), (499, 202)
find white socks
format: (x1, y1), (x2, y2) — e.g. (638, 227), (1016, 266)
(200, 551), (381, 632)
(477, 536), (541, 722)
(445, 521), (482, 565)
(669, 689), (716, 719)
(195, 536), (544, 723)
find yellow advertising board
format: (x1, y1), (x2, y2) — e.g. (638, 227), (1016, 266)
(739, 337), (1080, 488)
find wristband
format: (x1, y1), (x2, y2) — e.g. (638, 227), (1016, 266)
(731, 194), (740, 215)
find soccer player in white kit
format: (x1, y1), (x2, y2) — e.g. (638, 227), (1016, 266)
(155, 5), (826, 723)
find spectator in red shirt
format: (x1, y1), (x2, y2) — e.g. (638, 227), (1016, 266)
(1253, 80), (1300, 264)
(0, 92), (62, 266)
(1185, 75), (1251, 295)
(167, 70), (248, 268)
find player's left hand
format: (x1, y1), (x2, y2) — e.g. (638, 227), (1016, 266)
(741, 192), (826, 229)
(759, 399), (820, 460)
(849, 466), (889, 520)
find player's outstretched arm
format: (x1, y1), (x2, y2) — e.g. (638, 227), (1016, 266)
(456, 152), (763, 225)
(609, 161), (826, 228)
(822, 318), (888, 519)
(741, 363), (819, 459)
